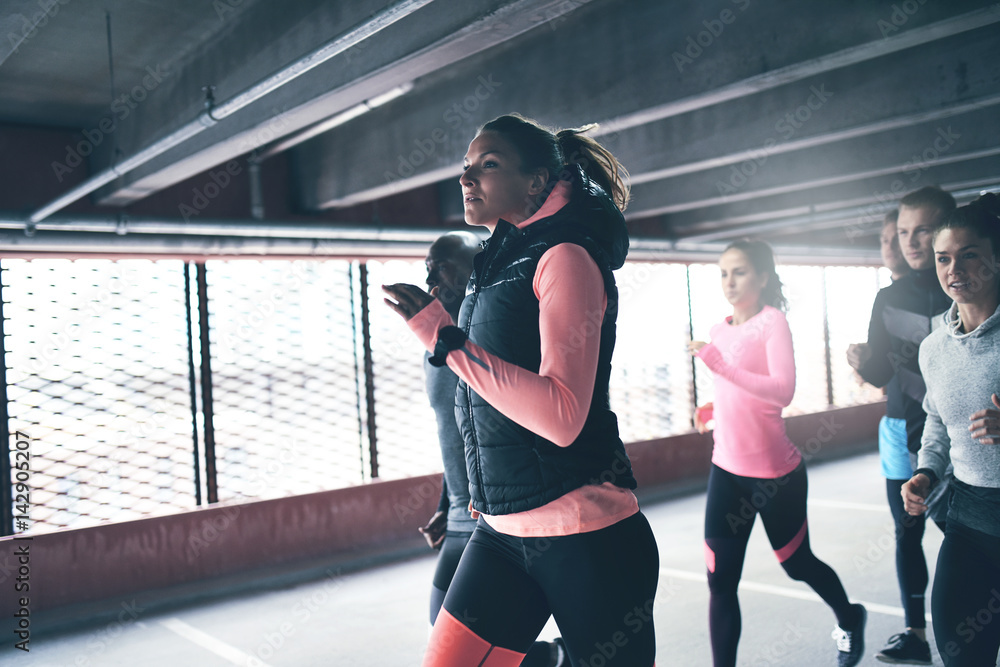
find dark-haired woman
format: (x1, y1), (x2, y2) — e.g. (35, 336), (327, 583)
(688, 240), (866, 667)
(902, 193), (1000, 667)
(384, 114), (659, 666)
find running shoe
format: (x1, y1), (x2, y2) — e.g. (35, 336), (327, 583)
(876, 630), (932, 664)
(832, 603), (867, 667)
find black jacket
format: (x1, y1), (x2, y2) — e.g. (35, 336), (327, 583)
(455, 164), (636, 515)
(858, 268), (951, 452)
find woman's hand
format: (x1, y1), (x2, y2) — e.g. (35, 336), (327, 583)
(968, 393), (1000, 444)
(382, 283), (434, 321)
(687, 340), (707, 356)
(694, 402), (714, 434)
(901, 473), (931, 516)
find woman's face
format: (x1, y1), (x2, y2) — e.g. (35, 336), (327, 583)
(719, 249), (768, 310)
(460, 132), (545, 229)
(933, 227), (999, 306)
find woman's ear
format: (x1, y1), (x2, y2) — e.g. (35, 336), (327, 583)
(526, 168), (549, 196)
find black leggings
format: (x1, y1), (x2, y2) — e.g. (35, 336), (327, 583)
(424, 511), (660, 667)
(885, 478), (946, 629)
(931, 521), (1000, 667)
(704, 462), (855, 667)
(430, 531), (472, 624)
(430, 531), (557, 667)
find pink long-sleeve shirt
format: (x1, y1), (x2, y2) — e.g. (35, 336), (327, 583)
(407, 181), (638, 537)
(696, 305), (801, 478)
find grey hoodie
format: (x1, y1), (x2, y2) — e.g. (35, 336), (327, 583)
(918, 301), (1000, 536)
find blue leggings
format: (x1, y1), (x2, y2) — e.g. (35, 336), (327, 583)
(704, 462), (856, 667)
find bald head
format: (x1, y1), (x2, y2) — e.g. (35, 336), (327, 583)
(426, 232), (481, 318)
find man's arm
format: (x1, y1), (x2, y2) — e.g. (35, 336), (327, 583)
(855, 287), (894, 388)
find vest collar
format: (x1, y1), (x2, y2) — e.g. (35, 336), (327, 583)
(516, 180), (572, 229)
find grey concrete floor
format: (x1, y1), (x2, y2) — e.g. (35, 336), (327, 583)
(3, 452), (973, 666)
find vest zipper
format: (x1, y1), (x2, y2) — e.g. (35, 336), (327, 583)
(463, 289), (483, 510)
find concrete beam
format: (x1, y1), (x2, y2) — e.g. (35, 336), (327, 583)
(656, 165), (1000, 238)
(626, 105), (1000, 221)
(90, 0), (597, 206)
(300, 0), (998, 210)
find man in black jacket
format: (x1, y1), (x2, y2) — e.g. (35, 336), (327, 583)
(847, 186), (955, 664)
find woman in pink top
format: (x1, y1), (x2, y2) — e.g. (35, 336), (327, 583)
(689, 240), (866, 667)
(384, 114), (658, 667)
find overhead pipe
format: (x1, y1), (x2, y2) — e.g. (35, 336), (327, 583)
(0, 213), (460, 242)
(0, 229), (881, 265)
(26, 0), (434, 227)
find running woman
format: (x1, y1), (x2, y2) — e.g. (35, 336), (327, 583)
(902, 193), (1000, 667)
(689, 239), (866, 667)
(419, 231), (567, 666)
(384, 114), (659, 667)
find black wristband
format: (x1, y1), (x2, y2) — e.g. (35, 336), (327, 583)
(913, 467), (939, 486)
(429, 326), (467, 367)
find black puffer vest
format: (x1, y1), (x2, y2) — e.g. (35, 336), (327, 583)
(456, 164), (637, 516)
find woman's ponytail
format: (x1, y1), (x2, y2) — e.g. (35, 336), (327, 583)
(556, 125), (631, 212)
(478, 114), (631, 212)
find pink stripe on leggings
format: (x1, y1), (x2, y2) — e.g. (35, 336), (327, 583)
(774, 520), (808, 563)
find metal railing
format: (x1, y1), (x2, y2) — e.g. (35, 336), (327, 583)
(1, 257), (886, 535)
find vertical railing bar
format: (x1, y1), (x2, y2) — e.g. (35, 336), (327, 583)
(183, 263), (203, 506)
(196, 263), (219, 503)
(821, 267), (835, 407)
(358, 262), (378, 479)
(348, 262), (367, 483)
(686, 264), (698, 427)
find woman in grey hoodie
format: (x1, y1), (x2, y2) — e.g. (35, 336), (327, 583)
(902, 193), (1000, 667)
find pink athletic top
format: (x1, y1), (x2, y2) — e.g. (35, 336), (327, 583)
(407, 181), (638, 537)
(696, 305), (801, 478)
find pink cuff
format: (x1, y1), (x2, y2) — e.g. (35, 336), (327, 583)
(407, 299), (454, 352)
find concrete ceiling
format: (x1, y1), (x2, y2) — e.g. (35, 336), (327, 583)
(1, 0), (999, 261)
